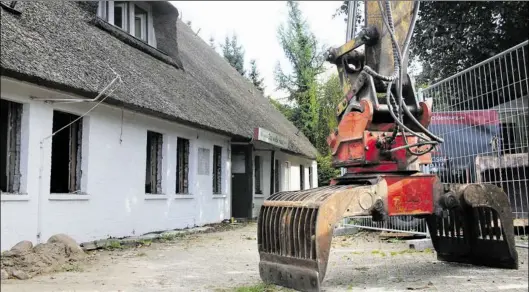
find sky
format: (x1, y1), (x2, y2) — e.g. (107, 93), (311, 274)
(170, 1), (347, 99)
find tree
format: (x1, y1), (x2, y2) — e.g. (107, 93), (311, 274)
(275, 0), (326, 145)
(221, 34), (246, 76)
(248, 59), (265, 92)
(334, 1), (365, 38)
(336, 1), (529, 84)
(315, 74), (343, 154)
(269, 97), (294, 121)
(412, 1), (529, 83)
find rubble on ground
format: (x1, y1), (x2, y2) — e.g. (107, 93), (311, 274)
(1, 234), (85, 280)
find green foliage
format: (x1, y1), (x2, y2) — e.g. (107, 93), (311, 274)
(272, 1), (346, 187)
(412, 1), (529, 83)
(316, 74), (342, 154)
(316, 154), (340, 186)
(274, 0), (325, 145)
(334, 1), (365, 37)
(221, 34), (246, 76)
(248, 59), (265, 92)
(269, 97), (295, 121)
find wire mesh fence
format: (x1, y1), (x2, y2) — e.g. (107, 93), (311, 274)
(343, 215), (429, 236)
(421, 40), (528, 240)
(344, 41), (528, 244)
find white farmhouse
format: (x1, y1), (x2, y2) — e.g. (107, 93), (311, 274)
(0, 1), (318, 250)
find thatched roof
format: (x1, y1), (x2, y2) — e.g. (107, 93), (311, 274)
(0, 1), (317, 159)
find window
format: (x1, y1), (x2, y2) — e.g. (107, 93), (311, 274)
(134, 5), (148, 41)
(50, 111), (83, 194)
(97, 1), (155, 46)
(213, 145), (222, 194)
(176, 137), (189, 194)
(254, 155), (262, 194)
(274, 159), (280, 193)
(113, 1), (128, 31)
(309, 166), (313, 189)
(283, 161), (291, 191)
(0, 99), (22, 193)
(145, 131), (163, 194)
(300, 165), (305, 190)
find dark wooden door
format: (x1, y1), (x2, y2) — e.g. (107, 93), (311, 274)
(231, 144), (252, 218)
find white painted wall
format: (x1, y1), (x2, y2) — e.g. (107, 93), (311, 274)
(251, 143), (318, 218)
(0, 78), (231, 250)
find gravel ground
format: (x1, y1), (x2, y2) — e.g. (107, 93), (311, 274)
(1, 223), (527, 292)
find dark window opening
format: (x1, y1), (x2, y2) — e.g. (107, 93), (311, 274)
(176, 137), (189, 194)
(274, 159), (280, 193)
(213, 145), (222, 194)
(50, 110), (83, 194)
(300, 165), (305, 190)
(1, 99), (22, 193)
(145, 131), (163, 194)
(114, 1), (127, 30)
(254, 155), (262, 194)
(309, 166), (313, 189)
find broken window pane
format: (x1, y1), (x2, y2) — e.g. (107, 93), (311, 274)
(50, 110), (83, 194)
(145, 131), (163, 194)
(176, 137), (189, 194)
(0, 99), (22, 193)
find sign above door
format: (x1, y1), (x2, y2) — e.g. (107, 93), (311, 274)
(253, 127), (289, 149)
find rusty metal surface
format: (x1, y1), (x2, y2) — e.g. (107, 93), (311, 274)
(257, 182), (387, 291)
(427, 183), (519, 269)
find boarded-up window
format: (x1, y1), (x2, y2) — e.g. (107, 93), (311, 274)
(50, 110), (83, 194)
(0, 99), (22, 193)
(300, 165), (305, 190)
(254, 155), (262, 194)
(176, 137), (189, 194)
(145, 131), (163, 194)
(274, 159), (280, 193)
(213, 145), (222, 194)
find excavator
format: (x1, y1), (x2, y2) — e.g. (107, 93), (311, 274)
(256, 1), (519, 291)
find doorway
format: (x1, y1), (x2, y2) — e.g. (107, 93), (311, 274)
(231, 144), (253, 218)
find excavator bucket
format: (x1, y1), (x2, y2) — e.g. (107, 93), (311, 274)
(426, 183), (519, 269)
(257, 182), (518, 292)
(257, 182), (387, 292)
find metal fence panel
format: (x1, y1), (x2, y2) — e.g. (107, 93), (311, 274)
(345, 41), (528, 238)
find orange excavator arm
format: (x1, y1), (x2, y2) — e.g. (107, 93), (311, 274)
(257, 1), (518, 291)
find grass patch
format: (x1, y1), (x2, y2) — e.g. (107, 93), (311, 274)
(103, 240), (123, 250)
(389, 248), (434, 256)
(60, 263), (84, 272)
(371, 250), (386, 256)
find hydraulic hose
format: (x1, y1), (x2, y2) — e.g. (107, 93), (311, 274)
(379, 0), (445, 144)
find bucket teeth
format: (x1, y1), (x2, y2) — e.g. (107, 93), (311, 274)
(427, 184), (519, 269)
(257, 185), (362, 292)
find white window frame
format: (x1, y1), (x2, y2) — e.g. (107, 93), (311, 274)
(97, 1), (157, 47)
(113, 1), (128, 31)
(283, 161), (291, 191)
(133, 4), (148, 42)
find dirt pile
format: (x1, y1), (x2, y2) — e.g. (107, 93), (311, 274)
(1, 234), (85, 280)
